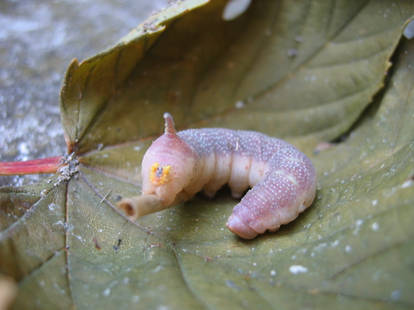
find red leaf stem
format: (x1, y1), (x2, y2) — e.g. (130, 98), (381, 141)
(0, 156), (64, 175)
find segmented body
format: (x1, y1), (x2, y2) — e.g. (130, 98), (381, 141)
(177, 128), (316, 239)
(117, 113), (316, 240)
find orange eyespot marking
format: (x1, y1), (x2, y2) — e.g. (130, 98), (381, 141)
(150, 162), (172, 185)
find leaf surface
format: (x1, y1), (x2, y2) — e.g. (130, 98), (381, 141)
(1, 0), (414, 309)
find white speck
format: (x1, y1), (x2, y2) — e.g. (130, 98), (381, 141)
(39, 280), (45, 287)
(53, 220), (65, 229)
(252, 262), (257, 266)
(158, 306), (169, 310)
(98, 229), (103, 233)
(345, 245), (352, 253)
(353, 219), (364, 235)
(132, 295), (140, 303)
(123, 277), (129, 284)
(18, 142), (29, 160)
(331, 240), (339, 247)
(153, 265), (163, 273)
(72, 233), (84, 243)
(401, 179), (413, 188)
(102, 288), (111, 296)
(235, 100), (245, 109)
(391, 290), (401, 300)
(270, 270), (276, 276)
(371, 222), (379, 231)
(372, 200), (378, 206)
(289, 265), (308, 274)
(133, 146), (141, 151)
(48, 203), (57, 211)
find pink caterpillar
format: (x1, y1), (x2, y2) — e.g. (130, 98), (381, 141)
(118, 113), (316, 239)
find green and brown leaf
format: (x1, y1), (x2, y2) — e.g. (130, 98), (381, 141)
(1, 0), (414, 309)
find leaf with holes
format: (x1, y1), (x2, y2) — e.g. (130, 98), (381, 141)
(1, 0), (414, 309)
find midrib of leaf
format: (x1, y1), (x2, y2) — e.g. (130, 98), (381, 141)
(63, 179), (75, 307)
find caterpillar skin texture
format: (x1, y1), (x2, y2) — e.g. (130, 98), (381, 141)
(118, 113), (316, 239)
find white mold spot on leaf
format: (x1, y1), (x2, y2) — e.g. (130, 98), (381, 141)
(48, 203), (57, 211)
(371, 222), (379, 231)
(289, 265), (308, 274)
(102, 288), (111, 297)
(235, 100), (245, 109)
(401, 179), (413, 188)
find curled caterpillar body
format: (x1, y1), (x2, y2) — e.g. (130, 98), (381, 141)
(117, 113), (316, 239)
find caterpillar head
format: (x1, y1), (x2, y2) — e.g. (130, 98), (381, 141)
(141, 113), (198, 206)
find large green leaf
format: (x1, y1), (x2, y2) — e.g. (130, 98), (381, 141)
(1, 0), (414, 309)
